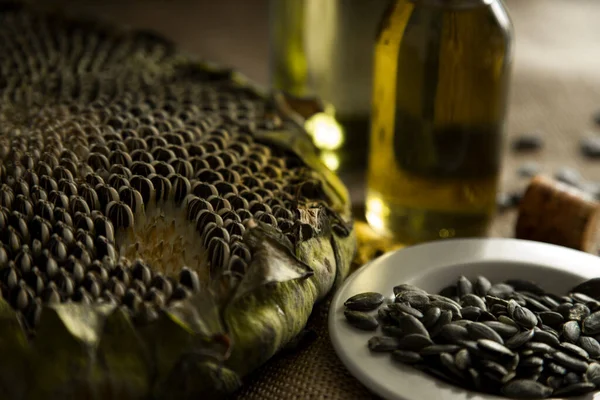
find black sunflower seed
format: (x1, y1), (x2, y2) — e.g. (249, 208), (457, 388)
(501, 379), (552, 399)
(532, 329), (560, 347)
(439, 324), (470, 344)
(482, 321), (519, 338)
(456, 276), (473, 298)
(559, 342), (589, 360)
(344, 292), (385, 311)
(512, 305), (538, 329)
(467, 322), (504, 344)
(419, 344), (461, 356)
(461, 306), (482, 321)
(368, 336), (399, 352)
(391, 350), (422, 364)
(474, 276), (492, 297)
(505, 329), (535, 349)
(563, 320), (582, 343)
(344, 310), (378, 331)
(582, 311), (600, 335)
(397, 334), (433, 351)
(396, 290), (430, 310)
(422, 307), (441, 329)
(551, 351), (589, 373)
(389, 302), (423, 319)
(537, 311), (564, 326)
(552, 382), (596, 396)
(578, 336), (600, 359)
(460, 294), (487, 311)
(398, 315), (429, 337)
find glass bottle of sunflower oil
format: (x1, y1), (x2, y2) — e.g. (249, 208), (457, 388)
(366, 0), (514, 244)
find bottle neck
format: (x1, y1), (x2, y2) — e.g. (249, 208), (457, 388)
(408, 0), (497, 8)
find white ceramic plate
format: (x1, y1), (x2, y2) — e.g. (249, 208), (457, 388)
(329, 238), (600, 400)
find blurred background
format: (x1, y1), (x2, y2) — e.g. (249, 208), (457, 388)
(43, 0), (600, 236)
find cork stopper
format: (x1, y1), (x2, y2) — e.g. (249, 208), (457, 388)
(515, 175), (600, 253)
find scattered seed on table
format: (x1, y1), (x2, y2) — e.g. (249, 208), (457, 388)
(580, 136), (600, 159)
(554, 167), (582, 188)
(517, 162), (541, 178)
(512, 134), (544, 152)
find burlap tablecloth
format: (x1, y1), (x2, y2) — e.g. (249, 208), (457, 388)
(33, 0), (600, 398)
(233, 2), (600, 398)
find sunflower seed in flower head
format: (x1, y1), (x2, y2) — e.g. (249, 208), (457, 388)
(368, 336), (399, 352)
(344, 310), (379, 331)
(505, 329), (535, 349)
(457, 276), (473, 298)
(582, 311), (600, 335)
(389, 303), (424, 319)
(563, 320), (581, 343)
(396, 290), (430, 310)
(422, 307), (441, 329)
(578, 336), (600, 358)
(420, 344), (461, 356)
(455, 348), (471, 370)
(537, 311), (564, 326)
(344, 292), (385, 311)
(483, 321), (519, 338)
(559, 342), (589, 360)
(467, 322), (504, 344)
(397, 334), (433, 351)
(501, 379), (553, 399)
(391, 350), (422, 364)
(393, 284), (428, 296)
(429, 310), (453, 338)
(532, 329), (560, 347)
(551, 351), (589, 373)
(512, 305), (538, 329)
(585, 362), (600, 385)
(460, 294), (487, 311)
(398, 315), (429, 337)
(461, 306), (482, 321)
(553, 382), (596, 397)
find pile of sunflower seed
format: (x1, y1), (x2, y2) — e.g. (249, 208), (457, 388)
(343, 276), (600, 399)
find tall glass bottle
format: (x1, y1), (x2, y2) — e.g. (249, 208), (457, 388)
(366, 0), (514, 244)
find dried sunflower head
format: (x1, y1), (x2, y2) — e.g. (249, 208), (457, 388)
(0, 2), (355, 399)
